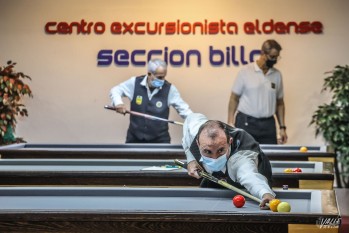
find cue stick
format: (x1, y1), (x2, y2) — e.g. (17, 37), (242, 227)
(174, 159), (264, 205)
(104, 105), (184, 126)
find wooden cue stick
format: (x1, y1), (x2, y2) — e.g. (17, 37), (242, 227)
(104, 105), (184, 126)
(174, 159), (263, 204)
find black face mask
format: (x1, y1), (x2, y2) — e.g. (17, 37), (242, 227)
(266, 59), (277, 68)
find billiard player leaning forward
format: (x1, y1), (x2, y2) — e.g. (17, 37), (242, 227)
(182, 113), (275, 209)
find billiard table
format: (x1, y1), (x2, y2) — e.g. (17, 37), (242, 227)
(0, 143), (335, 162)
(0, 159), (334, 189)
(0, 143), (338, 187)
(0, 187), (340, 233)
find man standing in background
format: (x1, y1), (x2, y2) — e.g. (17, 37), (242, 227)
(227, 39), (287, 144)
(109, 59), (192, 143)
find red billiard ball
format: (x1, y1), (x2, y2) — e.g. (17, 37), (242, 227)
(292, 167), (302, 173)
(232, 195), (245, 208)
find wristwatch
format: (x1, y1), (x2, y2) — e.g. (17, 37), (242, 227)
(280, 126), (287, 130)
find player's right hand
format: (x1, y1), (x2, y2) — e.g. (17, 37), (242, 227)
(187, 160), (203, 179)
(115, 104), (127, 115)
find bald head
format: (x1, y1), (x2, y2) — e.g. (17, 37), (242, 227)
(197, 120), (230, 143)
(196, 121), (232, 159)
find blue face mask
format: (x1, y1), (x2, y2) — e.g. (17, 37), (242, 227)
(151, 78), (165, 88)
(200, 153), (228, 172)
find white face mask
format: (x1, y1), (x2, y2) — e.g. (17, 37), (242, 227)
(200, 152), (228, 172)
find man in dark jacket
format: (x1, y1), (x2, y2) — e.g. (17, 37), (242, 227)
(110, 59), (192, 143)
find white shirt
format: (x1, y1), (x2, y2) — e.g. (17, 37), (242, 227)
(109, 75), (192, 119)
(232, 62), (284, 118)
(182, 113), (208, 163)
(182, 113), (275, 200)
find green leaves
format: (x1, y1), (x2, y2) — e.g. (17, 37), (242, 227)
(322, 65), (349, 105)
(310, 65), (349, 186)
(0, 61), (33, 144)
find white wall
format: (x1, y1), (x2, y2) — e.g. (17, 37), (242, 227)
(1, 0), (348, 145)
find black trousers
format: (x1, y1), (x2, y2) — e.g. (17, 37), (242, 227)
(235, 112), (277, 144)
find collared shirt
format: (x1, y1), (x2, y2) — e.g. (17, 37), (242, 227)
(182, 113), (275, 200)
(182, 113), (208, 163)
(232, 62), (284, 118)
(109, 75), (192, 119)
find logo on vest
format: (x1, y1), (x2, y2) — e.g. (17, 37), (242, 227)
(156, 101), (163, 108)
(136, 95), (143, 105)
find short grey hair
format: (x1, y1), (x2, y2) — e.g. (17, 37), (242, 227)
(147, 59), (167, 73)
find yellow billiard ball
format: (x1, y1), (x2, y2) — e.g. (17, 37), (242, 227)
(269, 199), (281, 212)
(277, 202), (291, 212)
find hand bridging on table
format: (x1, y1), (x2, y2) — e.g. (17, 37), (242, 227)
(260, 193), (275, 210)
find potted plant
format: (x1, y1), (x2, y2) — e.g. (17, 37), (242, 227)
(0, 60), (33, 145)
(310, 65), (349, 188)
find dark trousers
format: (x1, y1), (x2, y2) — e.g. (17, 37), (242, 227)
(235, 112), (277, 144)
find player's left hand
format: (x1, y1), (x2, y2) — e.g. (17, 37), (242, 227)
(260, 193), (275, 210)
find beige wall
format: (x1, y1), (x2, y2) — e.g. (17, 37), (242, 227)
(1, 0), (348, 145)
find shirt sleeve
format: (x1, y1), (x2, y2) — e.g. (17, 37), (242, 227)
(168, 85), (193, 119)
(182, 113), (208, 163)
(231, 69), (245, 96)
(109, 76), (136, 106)
(227, 150), (275, 200)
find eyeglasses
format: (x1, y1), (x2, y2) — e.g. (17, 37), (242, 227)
(266, 54), (281, 61)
